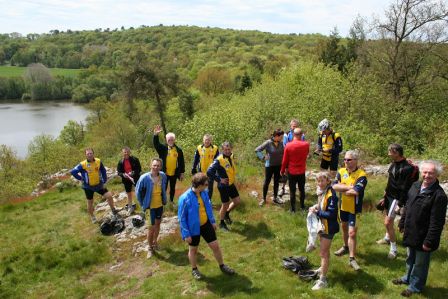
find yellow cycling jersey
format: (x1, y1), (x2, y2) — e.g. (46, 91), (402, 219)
(338, 167), (367, 214)
(198, 144), (218, 172)
(198, 194), (208, 225)
(150, 178), (163, 209)
(320, 131), (341, 161)
(80, 158), (101, 186)
(166, 147), (178, 176)
(217, 154), (236, 185)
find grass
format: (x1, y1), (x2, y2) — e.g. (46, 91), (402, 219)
(0, 66), (82, 78)
(0, 175), (447, 298)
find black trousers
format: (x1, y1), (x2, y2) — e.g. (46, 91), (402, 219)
(263, 165), (281, 200)
(288, 173), (305, 211)
(165, 175), (178, 202)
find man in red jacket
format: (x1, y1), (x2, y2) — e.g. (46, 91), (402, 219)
(281, 128), (310, 212)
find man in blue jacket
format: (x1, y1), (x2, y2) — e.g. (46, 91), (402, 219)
(136, 158), (168, 258)
(178, 173), (235, 280)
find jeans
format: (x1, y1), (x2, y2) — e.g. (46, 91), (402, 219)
(263, 165), (281, 200)
(288, 173), (305, 211)
(401, 247), (431, 293)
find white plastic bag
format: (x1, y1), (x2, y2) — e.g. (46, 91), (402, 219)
(306, 211), (321, 252)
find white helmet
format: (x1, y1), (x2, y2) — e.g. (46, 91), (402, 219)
(318, 119), (331, 132)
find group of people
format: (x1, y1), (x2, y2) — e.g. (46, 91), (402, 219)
(69, 120), (447, 297)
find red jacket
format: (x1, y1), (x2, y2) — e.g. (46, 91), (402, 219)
(281, 140), (309, 175)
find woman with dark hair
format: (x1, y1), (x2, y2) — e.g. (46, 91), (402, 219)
(255, 128), (285, 206)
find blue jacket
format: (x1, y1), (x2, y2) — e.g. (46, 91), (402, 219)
(283, 130), (305, 146)
(178, 188), (216, 240)
(135, 172), (168, 210)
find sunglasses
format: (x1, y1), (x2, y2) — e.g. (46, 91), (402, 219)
(344, 158), (355, 162)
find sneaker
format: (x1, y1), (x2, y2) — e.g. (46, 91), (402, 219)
(152, 244), (160, 251)
(349, 259), (361, 271)
(388, 250), (398, 259)
(220, 222), (230, 231)
(312, 279), (328, 290)
(220, 264), (235, 275)
(273, 197), (283, 205)
(306, 243), (316, 253)
(128, 204), (136, 215)
(334, 246), (349, 256)
(147, 247), (154, 259)
(392, 278), (407, 285)
(224, 213), (233, 225)
(258, 199), (266, 207)
(278, 189), (285, 197)
(91, 215), (97, 224)
(112, 208), (118, 215)
(192, 268), (203, 280)
(376, 238), (390, 245)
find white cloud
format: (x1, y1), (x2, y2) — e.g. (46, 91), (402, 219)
(0, 0), (392, 35)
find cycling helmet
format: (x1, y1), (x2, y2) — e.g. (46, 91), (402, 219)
(318, 119), (331, 132)
(132, 214), (145, 228)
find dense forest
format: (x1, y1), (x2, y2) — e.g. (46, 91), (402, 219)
(0, 0), (447, 202)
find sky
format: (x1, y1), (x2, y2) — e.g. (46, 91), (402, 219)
(0, 0), (393, 36)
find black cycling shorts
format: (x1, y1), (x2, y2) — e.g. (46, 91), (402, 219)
(84, 188), (108, 200)
(218, 184), (239, 203)
(189, 220), (217, 246)
(320, 158), (339, 171)
(123, 181), (134, 193)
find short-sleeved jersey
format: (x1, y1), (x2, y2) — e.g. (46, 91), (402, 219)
(166, 147), (178, 176)
(217, 154), (236, 185)
(150, 178), (163, 209)
(337, 168), (367, 214)
(198, 144), (219, 172)
(80, 158), (102, 186)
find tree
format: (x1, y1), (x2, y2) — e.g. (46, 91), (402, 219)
(194, 66), (232, 95)
(0, 145), (19, 181)
(370, 0), (448, 102)
(59, 120), (84, 146)
(23, 63), (53, 100)
(118, 50), (182, 134)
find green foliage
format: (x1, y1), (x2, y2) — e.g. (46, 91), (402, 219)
(59, 120), (85, 146)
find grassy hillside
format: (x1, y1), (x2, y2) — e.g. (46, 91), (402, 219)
(1, 175), (447, 298)
(0, 66), (82, 78)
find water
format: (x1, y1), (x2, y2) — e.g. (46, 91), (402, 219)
(0, 101), (88, 158)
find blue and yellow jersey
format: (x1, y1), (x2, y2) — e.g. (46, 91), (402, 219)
(71, 158), (107, 190)
(150, 178), (163, 209)
(193, 144), (219, 173)
(337, 168), (367, 214)
(318, 131), (342, 161)
(166, 147), (178, 176)
(317, 187), (339, 235)
(207, 154), (237, 186)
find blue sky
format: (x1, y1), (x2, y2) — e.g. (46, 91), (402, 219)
(0, 0), (392, 36)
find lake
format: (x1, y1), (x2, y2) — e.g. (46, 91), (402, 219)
(0, 101), (88, 158)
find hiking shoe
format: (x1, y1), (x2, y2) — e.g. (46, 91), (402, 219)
(127, 204), (136, 215)
(401, 289), (415, 297)
(224, 213), (233, 225)
(392, 278), (407, 285)
(220, 222), (230, 232)
(376, 238), (390, 245)
(278, 189), (285, 197)
(334, 246), (349, 256)
(312, 279), (328, 290)
(259, 199), (266, 207)
(306, 243), (316, 253)
(192, 268), (203, 280)
(91, 215), (98, 224)
(349, 259), (361, 271)
(220, 264), (235, 275)
(388, 250), (398, 259)
(112, 208), (118, 215)
(152, 244), (160, 251)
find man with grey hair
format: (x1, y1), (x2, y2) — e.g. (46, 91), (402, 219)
(153, 125), (185, 204)
(394, 160), (447, 297)
(333, 150), (367, 271)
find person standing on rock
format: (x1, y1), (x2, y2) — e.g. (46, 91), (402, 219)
(117, 147), (142, 216)
(153, 125), (185, 205)
(255, 128), (284, 206)
(71, 148), (117, 224)
(280, 128), (310, 212)
(191, 134), (219, 200)
(393, 160), (446, 297)
(333, 150), (367, 271)
(135, 158), (168, 258)
(207, 141), (241, 231)
(376, 143), (418, 259)
(178, 172), (236, 280)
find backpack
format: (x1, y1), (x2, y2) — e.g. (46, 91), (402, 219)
(407, 160), (419, 182)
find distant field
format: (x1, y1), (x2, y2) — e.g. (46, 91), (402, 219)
(0, 66), (82, 78)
